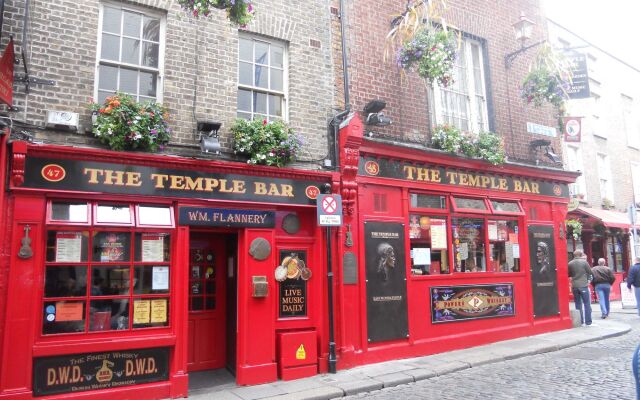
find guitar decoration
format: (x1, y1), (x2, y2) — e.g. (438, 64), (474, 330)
(345, 224), (353, 247)
(17, 225), (33, 259)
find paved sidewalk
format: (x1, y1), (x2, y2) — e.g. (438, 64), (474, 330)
(190, 301), (634, 400)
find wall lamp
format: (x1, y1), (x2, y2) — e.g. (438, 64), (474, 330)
(529, 139), (562, 164)
(363, 99), (391, 126)
(197, 121), (222, 154)
(504, 12), (546, 68)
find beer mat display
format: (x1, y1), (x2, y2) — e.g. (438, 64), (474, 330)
(430, 284), (515, 323)
(33, 347), (169, 396)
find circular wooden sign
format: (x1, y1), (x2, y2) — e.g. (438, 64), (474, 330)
(249, 237), (271, 260)
(282, 213), (300, 234)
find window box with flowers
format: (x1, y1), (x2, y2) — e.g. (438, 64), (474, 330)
(89, 93), (171, 152)
(231, 118), (303, 167)
(177, 0), (255, 26)
(565, 219), (583, 241)
(430, 124), (505, 165)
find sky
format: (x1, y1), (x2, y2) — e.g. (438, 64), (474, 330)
(541, 0), (640, 69)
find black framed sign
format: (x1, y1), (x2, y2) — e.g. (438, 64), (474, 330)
(431, 284), (515, 323)
(278, 250), (308, 318)
(528, 225), (559, 317)
(33, 347), (169, 396)
(364, 221), (408, 343)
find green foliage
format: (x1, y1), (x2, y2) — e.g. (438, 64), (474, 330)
(231, 118), (303, 167)
(89, 93), (170, 152)
(431, 124), (505, 165)
(177, 0), (255, 26)
(565, 219), (583, 241)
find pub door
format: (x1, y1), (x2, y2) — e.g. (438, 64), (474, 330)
(188, 232), (229, 372)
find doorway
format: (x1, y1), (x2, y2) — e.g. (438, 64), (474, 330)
(188, 232), (237, 373)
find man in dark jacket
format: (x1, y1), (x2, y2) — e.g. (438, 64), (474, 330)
(568, 250), (593, 326)
(626, 257), (640, 316)
(591, 258), (616, 319)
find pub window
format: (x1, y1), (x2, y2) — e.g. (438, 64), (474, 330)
(49, 201), (90, 224)
(410, 193), (446, 209)
(43, 201), (172, 335)
(452, 217), (486, 272)
(409, 215), (449, 275)
(489, 199), (524, 215)
(488, 220), (520, 273)
(451, 196), (490, 213)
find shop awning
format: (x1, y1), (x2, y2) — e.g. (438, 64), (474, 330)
(573, 206), (631, 229)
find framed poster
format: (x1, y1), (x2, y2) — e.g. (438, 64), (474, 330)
(364, 221), (408, 343)
(278, 250), (308, 318)
(528, 225), (559, 317)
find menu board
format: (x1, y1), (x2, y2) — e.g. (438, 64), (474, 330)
(488, 221), (498, 241)
(133, 300), (151, 325)
(151, 299), (167, 323)
(431, 219), (447, 249)
(56, 232), (82, 262)
(142, 234), (164, 262)
(152, 266), (169, 290)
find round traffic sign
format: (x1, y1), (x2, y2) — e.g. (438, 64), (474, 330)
(322, 196), (338, 214)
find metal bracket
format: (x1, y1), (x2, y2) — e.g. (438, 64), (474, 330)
(14, 74), (56, 94)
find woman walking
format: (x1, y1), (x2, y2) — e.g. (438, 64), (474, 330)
(592, 258), (616, 319)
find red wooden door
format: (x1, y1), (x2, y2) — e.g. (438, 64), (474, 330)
(188, 233), (227, 371)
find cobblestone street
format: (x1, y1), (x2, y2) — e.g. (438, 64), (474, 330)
(346, 311), (640, 400)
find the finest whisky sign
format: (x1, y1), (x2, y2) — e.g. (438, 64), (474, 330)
(22, 157), (323, 205)
(33, 347), (169, 396)
(359, 157), (570, 198)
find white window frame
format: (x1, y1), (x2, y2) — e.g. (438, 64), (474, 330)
(94, 2), (166, 103)
(621, 94), (639, 149)
(237, 34), (288, 122)
(429, 36), (489, 134)
(564, 144), (587, 201)
(596, 152), (614, 203)
(632, 162), (640, 206)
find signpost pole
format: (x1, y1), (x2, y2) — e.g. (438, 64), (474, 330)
(326, 224), (337, 373)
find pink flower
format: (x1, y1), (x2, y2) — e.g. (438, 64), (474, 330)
(263, 119), (268, 126)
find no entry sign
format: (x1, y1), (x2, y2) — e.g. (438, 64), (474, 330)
(317, 194), (343, 226)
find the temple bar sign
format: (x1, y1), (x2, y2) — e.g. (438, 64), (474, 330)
(359, 157), (569, 198)
(21, 157), (322, 205)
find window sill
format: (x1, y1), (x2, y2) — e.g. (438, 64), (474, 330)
(33, 332), (176, 357)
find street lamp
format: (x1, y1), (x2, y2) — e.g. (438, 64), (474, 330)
(504, 12), (545, 68)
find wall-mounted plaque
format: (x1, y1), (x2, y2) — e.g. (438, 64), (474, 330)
(343, 251), (358, 284)
(249, 238), (271, 261)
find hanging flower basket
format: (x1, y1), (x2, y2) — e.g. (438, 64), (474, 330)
(231, 118), (303, 167)
(89, 93), (171, 152)
(396, 28), (458, 86)
(177, 0), (255, 26)
(430, 124), (505, 165)
(521, 67), (569, 109)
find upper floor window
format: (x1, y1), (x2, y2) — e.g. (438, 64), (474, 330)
(429, 36), (489, 133)
(632, 163), (640, 205)
(596, 153), (614, 202)
(237, 35), (287, 121)
(95, 4), (165, 104)
(622, 95), (639, 149)
(564, 144), (587, 200)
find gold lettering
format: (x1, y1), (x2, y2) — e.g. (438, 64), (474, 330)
(446, 171), (458, 184)
(83, 168), (102, 184)
(169, 175), (185, 189)
(490, 177), (501, 189)
(204, 178), (219, 192)
(481, 176), (490, 188)
(514, 180), (522, 192)
(219, 179), (233, 193)
(102, 170), (124, 186)
(280, 184), (293, 197)
(531, 182), (540, 194)
(468, 174), (480, 187)
(150, 174), (169, 188)
(126, 172), (142, 187)
(234, 180), (247, 194)
(254, 182), (267, 195)
(499, 178), (508, 190)
(184, 176), (204, 191)
(431, 169), (441, 182)
(404, 166), (417, 180)
(416, 167), (430, 181)
(459, 173), (469, 186)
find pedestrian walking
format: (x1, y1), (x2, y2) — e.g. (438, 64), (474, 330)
(627, 257), (640, 316)
(591, 258), (616, 319)
(568, 250), (593, 326)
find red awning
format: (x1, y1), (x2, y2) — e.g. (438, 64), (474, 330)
(573, 206), (631, 229)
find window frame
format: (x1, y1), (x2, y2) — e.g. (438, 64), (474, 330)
(429, 34), (490, 134)
(596, 152), (614, 202)
(41, 201), (174, 338)
(237, 34), (288, 122)
(564, 144), (587, 201)
(94, 1), (166, 103)
(450, 196), (491, 214)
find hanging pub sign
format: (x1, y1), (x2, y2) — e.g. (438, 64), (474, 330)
(32, 347), (169, 396)
(566, 53), (590, 99)
(278, 251), (309, 318)
(562, 117), (582, 143)
(430, 284), (515, 323)
(0, 38), (14, 106)
(22, 156), (323, 205)
(359, 157), (570, 198)
(364, 221), (408, 342)
(528, 225), (559, 317)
